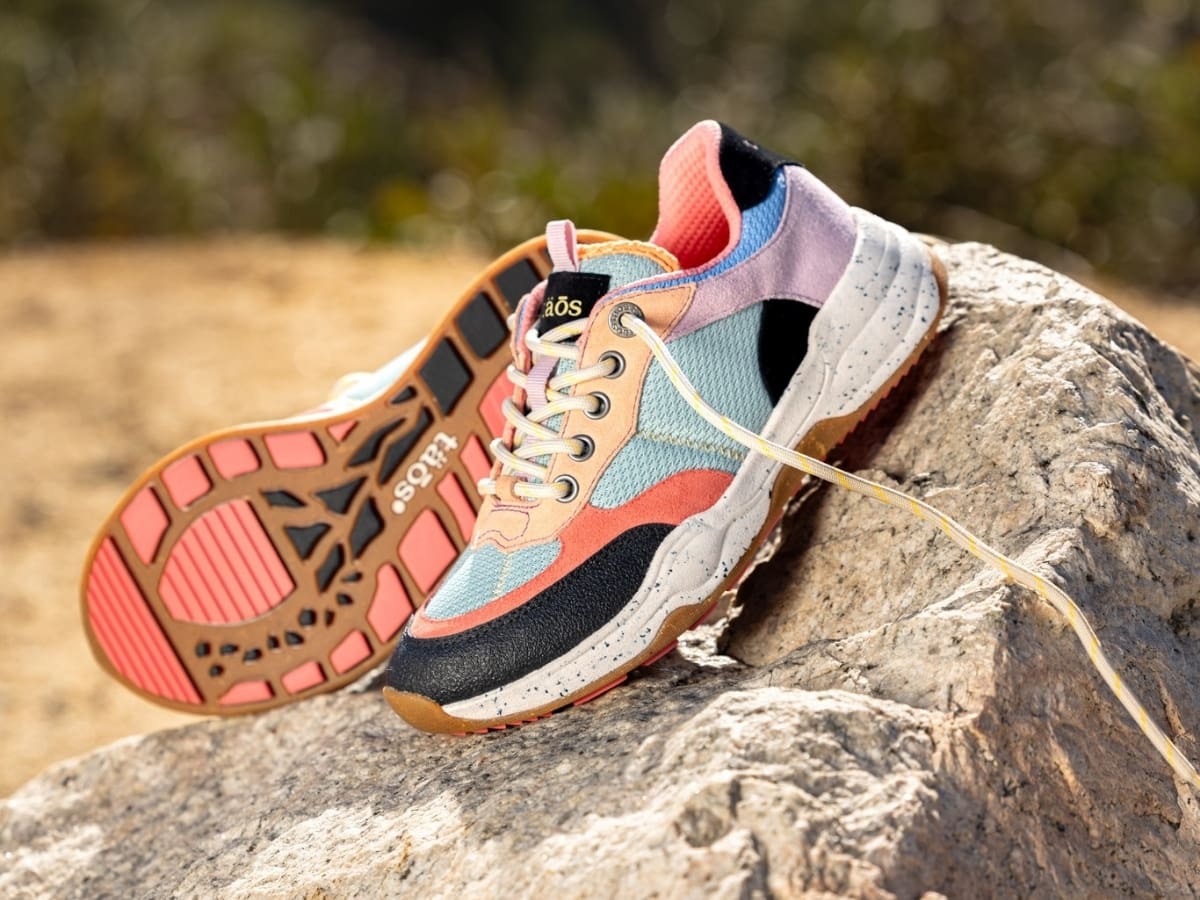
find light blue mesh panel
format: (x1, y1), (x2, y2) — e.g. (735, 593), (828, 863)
(581, 251), (670, 288)
(423, 540), (561, 620)
(590, 303), (773, 508)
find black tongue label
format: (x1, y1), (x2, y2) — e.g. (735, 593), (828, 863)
(535, 271), (611, 334)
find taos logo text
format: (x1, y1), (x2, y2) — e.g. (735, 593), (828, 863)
(392, 432), (459, 515)
(543, 296), (583, 318)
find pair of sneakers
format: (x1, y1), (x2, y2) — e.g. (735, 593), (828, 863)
(79, 120), (946, 730)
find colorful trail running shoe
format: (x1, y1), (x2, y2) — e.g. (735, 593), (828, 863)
(81, 232), (617, 715)
(384, 121), (949, 732)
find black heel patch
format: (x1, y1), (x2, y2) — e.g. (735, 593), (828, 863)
(718, 123), (797, 210)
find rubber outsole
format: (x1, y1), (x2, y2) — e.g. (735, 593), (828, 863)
(384, 246), (951, 733)
(81, 231), (617, 715)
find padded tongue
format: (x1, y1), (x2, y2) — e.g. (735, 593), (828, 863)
(534, 235), (678, 334)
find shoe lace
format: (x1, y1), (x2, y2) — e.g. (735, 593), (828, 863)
(619, 310), (1200, 788)
(478, 314), (618, 501)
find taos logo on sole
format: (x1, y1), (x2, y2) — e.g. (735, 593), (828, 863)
(391, 431), (459, 515)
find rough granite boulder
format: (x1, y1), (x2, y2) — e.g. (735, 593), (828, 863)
(3, 243), (1200, 898)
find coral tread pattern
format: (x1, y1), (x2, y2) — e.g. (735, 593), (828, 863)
(220, 680), (273, 706)
(398, 510), (457, 594)
(120, 487), (169, 565)
(160, 500), (294, 624)
(161, 455), (212, 508)
(436, 474), (477, 542)
(282, 660), (326, 695)
(80, 234), (614, 715)
(477, 373), (510, 440)
(460, 435), (493, 486)
(367, 565), (414, 643)
(330, 630), (371, 674)
(264, 432), (325, 470)
(208, 439), (260, 478)
(86, 539), (200, 704)
(327, 420), (358, 443)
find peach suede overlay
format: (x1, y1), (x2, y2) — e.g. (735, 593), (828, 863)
(471, 283), (698, 550)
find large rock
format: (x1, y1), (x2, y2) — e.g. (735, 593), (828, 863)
(3, 243), (1199, 898)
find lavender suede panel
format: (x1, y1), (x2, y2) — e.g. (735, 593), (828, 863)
(665, 166), (856, 340)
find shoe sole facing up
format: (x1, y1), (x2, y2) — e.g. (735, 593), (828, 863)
(79, 233), (619, 715)
(385, 241), (951, 734)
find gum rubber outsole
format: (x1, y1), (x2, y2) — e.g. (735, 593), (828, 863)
(81, 231), (617, 715)
(384, 246), (951, 734)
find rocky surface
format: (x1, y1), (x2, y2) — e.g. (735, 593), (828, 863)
(3, 243), (1200, 898)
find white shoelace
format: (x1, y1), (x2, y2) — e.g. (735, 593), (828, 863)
(614, 311), (1199, 788)
(479, 317), (617, 501)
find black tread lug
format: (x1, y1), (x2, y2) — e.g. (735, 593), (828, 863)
(456, 292), (509, 359)
(263, 490), (306, 508)
(378, 409), (432, 485)
(284, 523), (330, 560)
(316, 543), (346, 592)
(315, 477), (365, 515)
(349, 418), (405, 467)
(493, 259), (541, 311)
(419, 341), (471, 415)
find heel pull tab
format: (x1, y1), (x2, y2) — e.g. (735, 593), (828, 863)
(546, 220), (579, 272)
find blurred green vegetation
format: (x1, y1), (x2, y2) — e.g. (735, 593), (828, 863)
(1, 0), (1198, 290)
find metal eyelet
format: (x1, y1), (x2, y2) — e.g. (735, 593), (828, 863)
(608, 302), (645, 338)
(585, 392), (610, 419)
(554, 474), (579, 502)
(569, 434), (595, 462)
(599, 350), (625, 379)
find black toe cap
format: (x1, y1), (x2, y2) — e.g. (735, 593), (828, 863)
(384, 523), (673, 705)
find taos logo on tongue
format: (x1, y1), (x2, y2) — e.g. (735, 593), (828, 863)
(536, 271), (611, 334)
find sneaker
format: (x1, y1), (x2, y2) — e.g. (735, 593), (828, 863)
(81, 231), (616, 714)
(383, 121), (949, 732)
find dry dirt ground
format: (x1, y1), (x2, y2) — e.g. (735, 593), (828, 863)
(1, 238), (1197, 798)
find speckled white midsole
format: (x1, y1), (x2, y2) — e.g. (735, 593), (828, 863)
(442, 212), (942, 721)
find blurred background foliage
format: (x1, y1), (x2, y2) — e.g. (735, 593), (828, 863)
(0, 0), (1197, 291)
